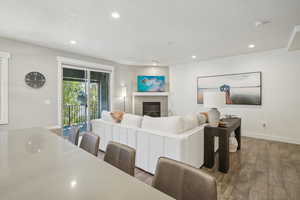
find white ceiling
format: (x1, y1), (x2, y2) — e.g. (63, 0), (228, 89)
(0, 0), (300, 66)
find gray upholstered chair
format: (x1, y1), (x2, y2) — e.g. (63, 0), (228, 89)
(68, 126), (80, 145)
(152, 157), (217, 200)
(79, 132), (100, 156)
(104, 141), (136, 176)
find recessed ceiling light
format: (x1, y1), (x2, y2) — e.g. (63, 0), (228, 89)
(70, 180), (77, 188)
(248, 44), (255, 49)
(192, 55), (197, 59)
(254, 20), (271, 28)
(69, 40), (77, 45)
(152, 61), (158, 66)
(111, 12), (120, 19)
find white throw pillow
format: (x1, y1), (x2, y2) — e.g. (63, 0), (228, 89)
(141, 116), (184, 135)
(182, 114), (199, 132)
(121, 113), (143, 128)
(101, 110), (115, 122)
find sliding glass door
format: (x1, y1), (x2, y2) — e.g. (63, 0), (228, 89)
(62, 66), (110, 135)
(88, 70), (110, 120)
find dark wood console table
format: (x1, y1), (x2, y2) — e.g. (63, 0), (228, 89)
(204, 118), (241, 173)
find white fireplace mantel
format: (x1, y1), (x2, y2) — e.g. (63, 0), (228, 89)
(132, 92), (169, 114)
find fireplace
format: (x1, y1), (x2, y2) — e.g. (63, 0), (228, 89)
(143, 102), (161, 117)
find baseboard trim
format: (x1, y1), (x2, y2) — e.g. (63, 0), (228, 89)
(244, 132), (300, 145)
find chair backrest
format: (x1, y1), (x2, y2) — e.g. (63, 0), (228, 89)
(104, 141), (136, 176)
(152, 157), (217, 200)
(79, 132), (100, 156)
(68, 126), (80, 145)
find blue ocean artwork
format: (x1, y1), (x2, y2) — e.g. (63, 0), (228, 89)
(137, 76), (165, 92)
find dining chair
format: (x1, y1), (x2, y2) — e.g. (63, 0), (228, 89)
(104, 141), (136, 176)
(79, 132), (100, 156)
(152, 157), (217, 200)
(68, 126), (80, 146)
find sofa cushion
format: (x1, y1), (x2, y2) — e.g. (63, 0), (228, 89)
(111, 111), (124, 123)
(197, 113), (208, 125)
(141, 116), (184, 135)
(101, 111), (115, 122)
(121, 113), (143, 128)
(182, 114), (199, 132)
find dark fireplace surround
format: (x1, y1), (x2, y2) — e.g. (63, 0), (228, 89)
(143, 102), (161, 117)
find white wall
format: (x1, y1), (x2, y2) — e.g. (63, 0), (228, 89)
(119, 66), (169, 113)
(170, 49), (300, 144)
(113, 66), (136, 113)
(0, 37), (135, 130)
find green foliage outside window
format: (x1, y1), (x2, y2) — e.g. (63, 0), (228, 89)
(63, 81), (99, 126)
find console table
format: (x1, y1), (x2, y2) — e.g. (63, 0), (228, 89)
(204, 118), (241, 173)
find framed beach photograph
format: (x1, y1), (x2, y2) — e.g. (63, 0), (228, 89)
(197, 72), (262, 105)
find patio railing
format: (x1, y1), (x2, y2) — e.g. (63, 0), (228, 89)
(63, 104), (99, 127)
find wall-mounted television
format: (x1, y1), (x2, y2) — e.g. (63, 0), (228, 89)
(137, 76), (165, 92)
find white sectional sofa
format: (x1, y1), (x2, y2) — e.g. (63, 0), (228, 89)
(91, 112), (217, 174)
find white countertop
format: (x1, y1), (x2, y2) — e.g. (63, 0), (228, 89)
(0, 128), (174, 200)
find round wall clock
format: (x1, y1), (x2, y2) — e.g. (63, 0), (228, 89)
(25, 72), (46, 88)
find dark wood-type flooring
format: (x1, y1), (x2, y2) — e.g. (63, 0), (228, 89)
(200, 137), (300, 200)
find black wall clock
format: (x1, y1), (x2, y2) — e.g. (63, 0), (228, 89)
(25, 72), (46, 88)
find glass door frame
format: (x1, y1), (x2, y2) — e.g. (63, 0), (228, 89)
(62, 65), (88, 131)
(57, 57), (114, 130)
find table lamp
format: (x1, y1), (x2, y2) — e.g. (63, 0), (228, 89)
(203, 91), (226, 127)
